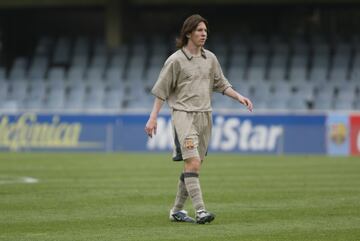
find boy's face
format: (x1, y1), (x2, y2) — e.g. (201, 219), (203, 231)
(188, 21), (207, 47)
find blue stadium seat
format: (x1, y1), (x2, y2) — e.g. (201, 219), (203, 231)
(8, 81), (28, 102)
(266, 94), (288, 110)
(65, 86), (85, 110)
(52, 37), (71, 65)
(0, 80), (9, 101)
(86, 67), (104, 81)
(24, 98), (44, 110)
(109, 54), (126, 69)
(287, 91), (308, 110)
(48, 67), (66, 80)
(333, 98), (354, 110)
(268, 66), (286, 82)
(67, 67), (85, 82)
(73, 36), (90, 56)
(0, 67), (6, 80)
(9, 67), (26, 81)
(246, 66), (266, 82)
(103, 89), (124, 109)
(34, 36), (54, 55)
(89, 54), (107, 69)
(28, 80), (46, 100)
(72, 55), (88, 68)
(0, 100), (19, 112)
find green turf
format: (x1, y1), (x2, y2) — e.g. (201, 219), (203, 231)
(0, 153), (359, 241)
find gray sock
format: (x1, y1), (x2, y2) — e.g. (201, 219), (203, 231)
(172, 173), (188, 212)
(184, 172), (205, 211)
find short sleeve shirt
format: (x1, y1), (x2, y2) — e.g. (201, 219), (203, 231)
(151, 47), (232, 112)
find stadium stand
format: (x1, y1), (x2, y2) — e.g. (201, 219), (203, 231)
(0, 31), (359, 112)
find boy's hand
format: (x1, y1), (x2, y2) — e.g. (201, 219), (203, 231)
(145, 117), (157, 138)
(239, 96), (253, 112)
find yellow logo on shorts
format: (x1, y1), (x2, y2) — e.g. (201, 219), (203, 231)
(185, 139), (195, 149)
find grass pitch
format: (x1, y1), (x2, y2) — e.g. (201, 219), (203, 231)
(0, 153), (359, 241)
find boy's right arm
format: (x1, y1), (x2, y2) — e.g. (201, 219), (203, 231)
(145, 97), (164, 138)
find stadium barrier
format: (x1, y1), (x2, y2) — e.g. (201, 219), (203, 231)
(0, 112), (359, 156)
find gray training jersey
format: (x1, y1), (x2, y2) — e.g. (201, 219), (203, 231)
(151, 47), (232, 112)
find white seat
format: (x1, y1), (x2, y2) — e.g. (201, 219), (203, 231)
(313, 101), (333, 110)
(289, 66), (307, 82)
(246, 66), (266, 82)
(0, 81), (9, 100)
(0, 67), (6, 80)
(12, 57), (28, 69)
(337, 88), (356, 101)
(29, 80), (46, 99)
(146, 67), (161, 81)
(212, 94), (236, 109)
(73, 36), (90, 56)
(293, 82), (315, 101)
(268, 66), (286, 82)
(72, 55), (88, 68)
(45, 88), (65, 110)
(53, 37), (71, 64)
(103, 89), (124, 109)
(125, 94), (155, 109)
(271, 53), (287, 68)
(287, 92), (308, 110)
(106, 68), (123, 81)
(266, 94), (288, 110)
(67, 67), (85, 81)
(333, 98), (354, 110)
(48, 77), (66, 89)
(309, 66), (328, 81)
(24, 98), (44, 110)
(0, 100), (19, 112)
(48, 67), (66, 80)
(354, 99), (360, 110)
(86, 67), (104, 81)
(291, 54), (308, 67)
(9, 67), (26, 80)
(251, 83), (272, 102)
(28, 67), (46, 80)
(65, 87), (85, 109)
(272, 82), (293, 99)
(330, 66), (347, 82)
(87, 79), (104, 90)
(83, 87), (105, 110)
(227, 66), (245, 82)
(231, 81), (251, 97)
(229, 54), (247, 68)
(9, 81), (28, 101)
(83, 98), (103, 109)
(35, 36), (54, 55)
(109, 54), (126, 68)
(313, 92), (334, 110)
(251, 54), (267, 68)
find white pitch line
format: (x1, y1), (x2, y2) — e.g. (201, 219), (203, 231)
(0, 176), (39, 185)
(22, 177), (39, 184)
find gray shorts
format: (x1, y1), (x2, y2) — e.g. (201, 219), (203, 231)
(171, 110), (212, 161)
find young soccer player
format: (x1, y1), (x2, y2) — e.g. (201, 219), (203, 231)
(145, 14), (253, 224)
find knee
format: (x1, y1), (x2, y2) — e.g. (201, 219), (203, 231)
(184, 157), (201, 173)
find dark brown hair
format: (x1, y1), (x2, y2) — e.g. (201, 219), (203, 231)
(175, 14), (209, 49)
